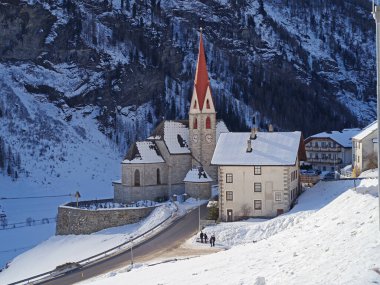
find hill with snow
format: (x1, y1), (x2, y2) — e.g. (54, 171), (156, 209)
(1, 178), (379, 284)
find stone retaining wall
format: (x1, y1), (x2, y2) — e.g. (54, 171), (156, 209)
(56, 199), (156, 235)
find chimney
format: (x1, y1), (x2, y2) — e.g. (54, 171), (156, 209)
(247, 139), (252, 152)
(250, 113), (260, 139)
(268, 124), (273, 132)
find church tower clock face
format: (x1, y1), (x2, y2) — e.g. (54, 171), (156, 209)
(193, 134), (199, 143)
(205, 134), (212, 143)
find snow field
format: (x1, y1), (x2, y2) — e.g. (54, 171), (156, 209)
(79, 179), (380, 285)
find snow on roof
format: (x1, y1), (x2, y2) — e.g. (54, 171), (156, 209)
(307, 128), (361, 148)
(353, 121), (377, 141)
(163, 121), (190, 154)
(216, 120), (229, 141)
(212, 131), (302, 166)
(123, 141), (164, 164)
(183, 168), (213, 183)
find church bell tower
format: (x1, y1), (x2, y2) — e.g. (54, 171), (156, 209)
(189, 29), (217, 181)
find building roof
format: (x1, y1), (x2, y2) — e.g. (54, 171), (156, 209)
(183, 168), (213, 183)
(353, 121), (377, 141)
(123, 141), (165, 164)
(306, 128), (361, 148)
(149, 120), (190, 154)
(194, 31), (211, 111)
(211, 131), (303, 166)
(216, 120), (229, 141)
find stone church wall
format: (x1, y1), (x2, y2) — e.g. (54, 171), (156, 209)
(56, 199), (156, 235)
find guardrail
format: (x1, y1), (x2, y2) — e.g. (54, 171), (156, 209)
(9, 203), (179, 285)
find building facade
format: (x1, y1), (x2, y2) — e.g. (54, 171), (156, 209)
(113, 32), (229, 203)
(212, 130), (306, 221)
(304, 129), (360, 172)
(352, 121), (378, 174)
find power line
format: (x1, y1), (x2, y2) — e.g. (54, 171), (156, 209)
(0, 194), (72, 200)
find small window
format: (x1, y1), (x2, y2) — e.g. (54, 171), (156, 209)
(134, 169), (140, 186)
(226, 173), (233, 183)
(206, 99), (210, 109)
(254, 183), (262, 192)
(193, 118), (198, 129)
(193, 100), (197, 109)
(226, 191), (233, 201)
(275, 192), (281, 201)
(254, 200), (262, 210)
(254, 166), (261, 175)
(206, 116), (211, 129)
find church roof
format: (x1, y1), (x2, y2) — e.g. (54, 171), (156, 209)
(216, 120), (229, 141)
(149, 120), (191, 154)
(194, 31), (211, 111)
(123, 141), (165, 164)
(183, 168), (213, 183)
(212, 131), (304, 166)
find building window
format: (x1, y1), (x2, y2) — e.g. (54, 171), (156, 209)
(226, 173), (233, 183)
(134, 169), (140, 186)
(226, 191), (233, 201)
(157, 168), (161, 185)
(193, 118), (198, 129)
(206, 116), (211, 129)
(275, 192), (281, 201)
(254, 166), (261, 175)
(206, 99), (210, 109)
(194, 100), (197, 109)
(254, 183), (262, 192)
(254, 200), (262, 210)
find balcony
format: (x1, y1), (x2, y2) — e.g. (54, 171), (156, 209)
(307, 158), (342, 164)
(305, 146), (342, 152)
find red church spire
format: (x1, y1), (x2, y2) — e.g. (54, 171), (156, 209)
(194, 29), (211, 111)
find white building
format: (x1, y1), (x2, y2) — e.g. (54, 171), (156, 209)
(352, 121), (378, 174)
(304, 129), (361, 172)
(211, 129), (306, 222)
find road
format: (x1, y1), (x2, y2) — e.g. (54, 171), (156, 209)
(39, 204), (210, 285)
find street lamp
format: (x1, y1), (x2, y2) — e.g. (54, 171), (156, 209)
(130, 236), (134, 267)
(372, 1), (380, 231)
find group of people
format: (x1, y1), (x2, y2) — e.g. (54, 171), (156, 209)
(200, 231), (216, 247)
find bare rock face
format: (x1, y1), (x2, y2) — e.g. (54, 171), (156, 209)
(0, 2), (55, 60)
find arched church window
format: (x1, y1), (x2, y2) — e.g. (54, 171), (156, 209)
(157, 168), (161, 185)
(194, 100), (197, 109)
(193, 118), (198, 129)
(206, 117), (211, 129)
(206, 99), (210, 109)
(134, 169), (140, 186)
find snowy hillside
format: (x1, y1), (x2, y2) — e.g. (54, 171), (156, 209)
(76, 179), (379, 285)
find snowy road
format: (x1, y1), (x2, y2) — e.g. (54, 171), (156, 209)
(39, 204), (210, 285)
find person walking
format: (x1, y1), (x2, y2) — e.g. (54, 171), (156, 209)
(204, 233), (208, 243)
(200, 231), (204, 243)
(210, 234), (215, 247)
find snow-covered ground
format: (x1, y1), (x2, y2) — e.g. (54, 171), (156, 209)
(76, 178), (380, 285)
(0, 198), (205, 284)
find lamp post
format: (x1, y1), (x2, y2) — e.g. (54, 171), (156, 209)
(130, 236), (134, 267)
(373, 1), (380, 231)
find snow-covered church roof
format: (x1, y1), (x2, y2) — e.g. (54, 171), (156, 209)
(212, 131), (303, 166)
(122, 141), (164, 164)
(183, 168), (213, 183)
(306, 128), (361, 148)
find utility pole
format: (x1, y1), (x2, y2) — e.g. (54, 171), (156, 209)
(372, 0), (380, 231)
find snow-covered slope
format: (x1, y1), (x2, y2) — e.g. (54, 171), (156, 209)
(77, 179), (380, 285)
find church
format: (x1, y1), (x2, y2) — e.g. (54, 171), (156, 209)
(113, 31), (228, 204)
